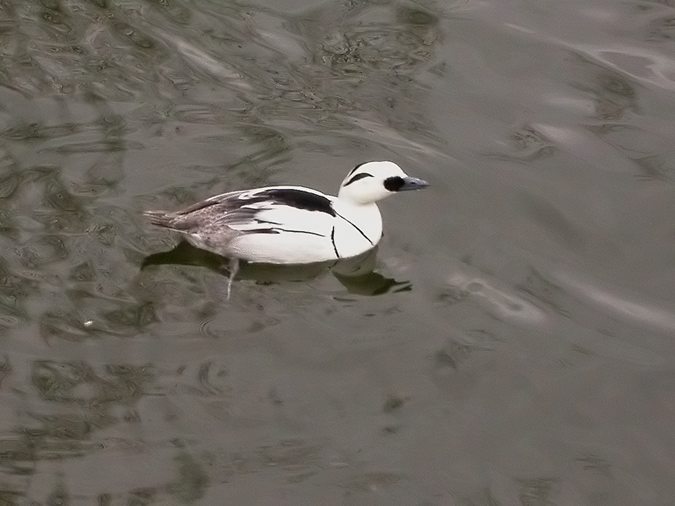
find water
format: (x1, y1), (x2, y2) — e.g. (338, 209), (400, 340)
(1, 0), (674, 504)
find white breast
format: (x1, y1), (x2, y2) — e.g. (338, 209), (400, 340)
(331, 201), (382, 259)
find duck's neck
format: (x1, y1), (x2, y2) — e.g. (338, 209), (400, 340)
(333, 199), (383, 247)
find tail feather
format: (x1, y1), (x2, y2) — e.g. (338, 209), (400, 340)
(144, 210), (177, 229)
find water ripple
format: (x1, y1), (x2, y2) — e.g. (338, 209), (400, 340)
(0, 0), (674, 503)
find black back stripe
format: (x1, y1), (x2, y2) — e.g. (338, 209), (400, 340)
(254, 218), (284, 226)
(257, 188), (335, 215)
(248, 227), (326, 237)
(334, 211), (374, 246)
(276, 228), (326, 237)
(343, 172), (374, 187)
(330, 226), (339, 258)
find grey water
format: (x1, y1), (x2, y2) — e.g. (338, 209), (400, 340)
(1, 0), (674, 504)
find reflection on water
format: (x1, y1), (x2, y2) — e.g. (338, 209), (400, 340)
(142, 241), (411, 297)
(1, 0), (675, 503)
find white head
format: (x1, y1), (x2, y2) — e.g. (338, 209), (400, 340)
(337, 161), (429, 205)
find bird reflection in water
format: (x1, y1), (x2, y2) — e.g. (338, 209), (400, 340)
(141, 241), (411, 297)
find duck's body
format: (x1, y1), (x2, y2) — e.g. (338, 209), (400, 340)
(145, 161), (428, 265)
(146, 185), (383, 264)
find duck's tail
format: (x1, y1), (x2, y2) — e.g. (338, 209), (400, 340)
(143, 210), (177, 229)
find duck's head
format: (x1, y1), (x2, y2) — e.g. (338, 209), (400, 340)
(337, 161), (429, 205)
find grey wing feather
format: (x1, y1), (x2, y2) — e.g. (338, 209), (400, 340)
(143, 210), (180, 229)
(144, 190), (268, 233)
(144, 186), (335, 237)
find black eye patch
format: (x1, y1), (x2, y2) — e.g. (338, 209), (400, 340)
(384, 176), (405, 191)
(344, 172), (374, 186)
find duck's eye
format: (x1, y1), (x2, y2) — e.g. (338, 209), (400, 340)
(384, 176), (405, 191)
(344, 172), (374, 186)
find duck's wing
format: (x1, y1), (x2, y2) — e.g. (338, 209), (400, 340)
(145, 186), (337, 236)
(220, 187), (337, 236)
(144, 189), (247, 231)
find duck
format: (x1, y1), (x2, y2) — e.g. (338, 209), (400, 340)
(144, 160), (428, 295)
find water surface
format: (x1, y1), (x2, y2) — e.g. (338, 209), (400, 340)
(1, 0), (674, 504)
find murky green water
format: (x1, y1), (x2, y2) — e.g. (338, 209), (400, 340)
(1, 0), (675, 504)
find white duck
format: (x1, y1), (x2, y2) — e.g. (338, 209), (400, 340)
(144, 161), (428, 294)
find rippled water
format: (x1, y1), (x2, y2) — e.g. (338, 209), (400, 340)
(1, 0), (674, 504)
